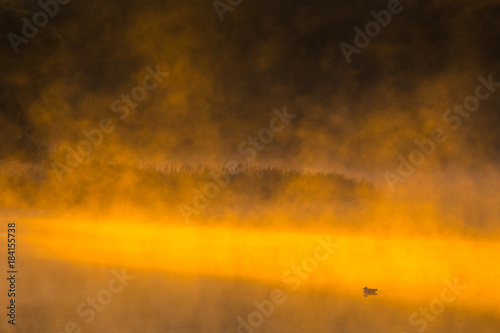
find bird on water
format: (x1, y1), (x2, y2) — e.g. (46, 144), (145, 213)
(363, 287), (378, 297)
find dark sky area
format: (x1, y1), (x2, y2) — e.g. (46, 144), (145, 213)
(1, 0), (499, 182)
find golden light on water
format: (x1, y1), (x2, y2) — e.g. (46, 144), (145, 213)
(22, 217), (500, 319)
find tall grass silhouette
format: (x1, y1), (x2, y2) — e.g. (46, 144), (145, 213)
(0, 160), (379, 226)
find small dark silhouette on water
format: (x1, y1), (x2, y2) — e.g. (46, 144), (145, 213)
(363, 287), (378, 297)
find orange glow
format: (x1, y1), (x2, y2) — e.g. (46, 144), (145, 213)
(23, 217), (500, 320)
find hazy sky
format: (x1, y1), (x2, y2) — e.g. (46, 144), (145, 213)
(1, 0), (499, 180)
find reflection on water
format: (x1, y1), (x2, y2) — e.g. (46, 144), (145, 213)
(8, 218), (500, 332)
